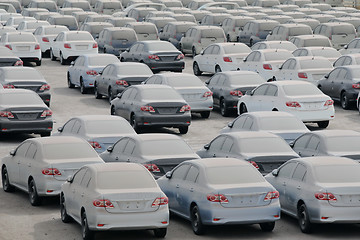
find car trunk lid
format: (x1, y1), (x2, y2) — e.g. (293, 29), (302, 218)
(320, 183), (360, 207)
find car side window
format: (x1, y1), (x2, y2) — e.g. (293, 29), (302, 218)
(293, 134), (311, 149)
(72, 120), (81, 133)
(343, 57), (352, 66)
(278, 162), (297, 178)
(123, 140), (135, 155)
(253, 85), (268, 95)
(209, 136), (226, 152)
(80, 170), (91, 188)
(113, 138), (128, 154)
(207, 75), (219, 86)
(185, 28), (192, 37)
(128, 89), (138, 100)
(102, 66), (111, 76)
(25, 143), (37, 159)
(221, 137), (234, 152)
(217, 75), (226, 86)
(15, 142), (31, 157)
(253, 52), (261, 62)
(185, 166), (199, 182)
(306, 136), (320, 151)
(212, 46), (220, 55)
(62, 119), (76, 133)
(333, 57), (344, 67)
(129, 43), (138, 52)
(172, 164), (190, 180)
(232, 116), (246, 129)
(292, 163), (307, 181)
(336, 69), (347, 81)
(265, 85), (278, 96)
(121, 88), (133, 100)
(203, 46), (214, 55)
(289, 59), (297, 69)
(281, 59), (292, 69)
(137, 44), (144, 52)
(242, 116), (253, 130)
(72, 168), (87, 185)
(327, 69), (340, 80)
(245, 52), (256, 62)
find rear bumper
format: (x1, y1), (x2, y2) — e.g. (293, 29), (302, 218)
(135, 114), (191, 128)
(63, 48), (98, 60)
(288, 108), (335, 123)
(187, 99), (213, 112)
(309, 204), (360, 223)
(15, 50), (41, 62)
(81, 75), (97, 88)
(38, 92), (51, 104)
(147, 61), (184, 71)
(0, 119), (53, 133)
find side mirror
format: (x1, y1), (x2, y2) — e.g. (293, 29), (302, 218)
(70, 61), (74, 65)
(205, 79), (210, 84)
(289, 141), (294, 148)
(250, 90), (254, 96)
(165, 171), (172, 179)
(125, 48), (130, 52)
(98, 71), (103, 75)
(243, 58), (247, 62)
(9, 150), (15, 156)
(57, 127), (63, 132)
(344, 44), (348, 49)
(269, 31), (272, 35)
(272, 169), (279, 177)
(204, 144), (210, 150)
(227, 122), (233, 128)
(324, 74), (329, 79)
(116, 93), (122, 98)
(66, 176), (73, 183)
(107, 146), (113, 152)
(200, 50), (204, 55)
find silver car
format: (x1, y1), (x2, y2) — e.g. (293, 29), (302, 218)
(1, 136), (104, 206)
(265, 156), (360, 233)
(157, 158), (281, 235)
(60, 163), (169, 239)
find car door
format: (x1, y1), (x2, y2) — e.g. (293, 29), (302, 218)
(181, 28), (193, 52)
(19, 143), (37, 188)
(204, 136), (226, 158)
(121, 139), (137, 162)
(7, 142), (31, 186)
(262, 84), (278, 110)
(245, 84), (269, 111)
(52, 32), (63, 57)
(300, 135), (321, 157)
(74, 169), (92, 215)
(67, 168), (87, 218)
(134, 43), (145, 62)
(332, 68), (347, 99)
(206, 74), (220, 106)
(98, 65), (112, 95)
(279, 59), (295, 80)
(108, 138), (129, 162)
(126, 43), (138, 61)
(320, 68), (340, 98)
(72, 56), (84, 85)
(285, 163), (307, 215)
(123, 88), (138, 120)
(198, 45), (213, 72)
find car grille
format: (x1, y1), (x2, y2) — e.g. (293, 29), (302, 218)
(156, 107), (178, 114)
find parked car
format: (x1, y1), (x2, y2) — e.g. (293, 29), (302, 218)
(222, 16), (255, 42)
(292, 47), (341, 64)
(60, 162), (169, 239)
(251, 40), (297, 51)
(197, 132), (299, 174)
(221, 111), (309, 143)
(333, 53), (360, 67)
(67, 53), (120, 93)
(317, 65), (360, 109)
(289, 35), (333, 48)
(16, 20), (50, 33)
(62, 0), (92, 11)
(104, 16), (135, 27)
(238, 20), (280, 46)
(5, 16), (36, 28)
(266, 24), (312, 41)
(145, 17), (177, 33)
(46, 15), (79, 30)
(124, 22), (159, 41)
(0, 46), (23, 66)
(339, 38), (360, 55)
(27, 0), (58, 11)
(110, 85), (191, 134)
(94, 62), (153, 102)
(0, 26), (17, 40)
(265, 156), (360, 233)
(33, 25), (69, 56)
(206, 71), (265, 116)
(78, 22), (113, 39)
(143, 73), (213, 118)
(157, 158), (281, 234)
(127, 7), (158, 22)
(93, 0), (123, 14)
(119, 40), (185, 73)
(193, 43), (251, 74)
(286, 18), (320, 30)
(97, 27), (138, 55)
(237, 80), (335, 128)
(158, 21), (197, 50)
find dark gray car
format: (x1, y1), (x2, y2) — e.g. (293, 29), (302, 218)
(110, 85), (191, 134)
(0, 46), (22, 66)
(119, 40), (185, 73)
(238, 20), (280, 46)
(158, 21), (197, 49)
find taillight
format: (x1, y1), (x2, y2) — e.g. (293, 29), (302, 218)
(42, 37), (49, 42)
(115, 80), (129, 86)
(14, 60), (23, 66)
(40, 110), (52, 117)
(286, 101), (301, 108)
(223, 57), (232, 62)
(298, 72), (308, 79)
(143, 163), (160, 173)
(86, 70), (98, 76)
(263, 64), (272, 70)
(256, 33), (260, 37)
(249, 161), (259, 169)
(324, 100), (334, 106)
(264, 191), (279, 201)
(141, 105), (155, 112)
(352, 83), (360, 89)
(148, 54), (160, 60)
(42, 168), (61, 176)
(39, 84), (50, 91)
(89, 141), (101, 149)
(230, 90), (243, 96)
(5, 44), (12, 50)
(179, 105), (191, 112)
(315, 192), (337, 202)
(176, 54), (184, 60)
(0, 111), (14, 118)
(152, 197), (168, 207)
(35, 44), (40, 50)
(2, 84), (15, 89)
(64, 43), (71, 49)
(93, 43), (98, 48)
(93, 199), (114, 208)
(203, 91), (213, 97)
(207, 194), (229, 203)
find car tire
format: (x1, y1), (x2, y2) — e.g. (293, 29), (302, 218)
(60, 52), (66, 65)
(60, 194), (72, 223)
(220, 98), (229, 117)
(108, 88), (113, 104)
(50, 49), (56, 61)
(67, 73), (75, 88)
(239, 103), (247, 115)
(215, 65), (222, 73)
(250, 39), (253, 46)
(111, 106), (116, 115)
(341, 91), (350, 110)
(191, 205), (205, 235)
(120, 57), (125, 62)
(28, 179), (41, 206)
(260, 222), (275, 232)
(40, 132), (51, 137)
(179, 126), (188, 134)
(153, 228), (167, 238)
(192, 47), (197, 58)
(200, 111), (210, 119)
(94, 84), (102, 99)
(80, 79), (87, 94)
(130, 114), (140, 132)
(298, 203), (312, 233)
(2, 166), (15, 192)
(227, 34), (231, 42)
(193, 62), (202, 76)
(81, 211), (95, 240)
(317, 120), (329, 128)
(36, 60), (41, 66)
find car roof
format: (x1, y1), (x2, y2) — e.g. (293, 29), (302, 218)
(292, 34), (329, 39)
(28, 136), (88, 144)
(222, 131), (280, 139)
(220, 70), (260, 77)
(310, 129), (360, 137)
(266, 80), (313, 86)
(255, 48), (291, 53)
(334, 65), (360, 71)
(241, 111), (297, 118)
(188, 157), (249, 168)
(0, 89), (36, 94)
(297, 156), (357, 166)
(88, 162), (145, 172)
(71, 115), (129, 122)
(137, 133), (182, 141)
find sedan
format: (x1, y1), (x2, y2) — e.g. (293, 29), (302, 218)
(120, 40), (185, 73)
(157, 158), (281, 235)
(67, 54), (120, 94)
(291, 130), (360, 160)
(206, 71), (265, 116)
(1, 136), (104, 206)
(50, 31), (98, 65)
(143, 73), (213, 118)
(55, 115), (136, 154)
(251, 40), (298, 52)
(197, 132), (299, 175)
(292, 47), (341, 64)
(110, 85), (191, 134)
(33, 25), (69, 56)
(333, 53), (360, 67)
(221, 111), (310, 144)
(100, 133), (200, 178)
(60, 163), (169, 239)
(238, 81), (335, 128)
(0, 46), (23, 66)
(0, 89), (53, 136)
(265, 157), (360, 233)
(339, 38), (360, 55)
(94, 62), (153, 102)
(193, 43), (251, 74)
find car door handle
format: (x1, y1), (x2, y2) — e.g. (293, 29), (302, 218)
(297, 186), (301, 190)
(189, 188), (194, 192)
(115, 157), (119, 160)
(27, 163), (31, 167)
(176, 184), (179, 188)
(81, 193), (84, 197)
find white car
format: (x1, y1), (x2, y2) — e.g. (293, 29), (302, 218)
(275, 56), (333, 85)
(266, 23), (312, 41)
(333, 53), (360, 67)
(289, 35), (333, 48)
(339, 38), (360, 55)
(34, 25), (69, 56)
(237, 80), (335, 128)
(50, 31), (98, 65)
(5, 16), (36, 28)
(193, 43), (251, 74)
(16, 20), (50, 33)
(292, 46), (341, 64)
(1, 136), (104, 206)
(0, 32), (42, 66)
(60, 163), (169, 239)
(240, 49), (293, 81)
(251, 40), (297, 51)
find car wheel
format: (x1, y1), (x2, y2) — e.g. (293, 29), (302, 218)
(153, 228), (167, 238)
(317, 120), (329, 128)
(240, 103), (248, 115)
(110, 106), (116, 115)
(40, 132), (51, 137)
(250, 39), (253, 46)
(94, 84), (102, 99)
(81, 211), (95, 240)
(108, 88), (113, 104)
(60, 52), (67, 65)
(36, 60), (41, 66)
(220, 98), (229, 117)
(193, 62), (202, 76)
(215, 65), (222, 73)
(67, 73), (75, 88)
(80, 79), (87, 94)
(120, 57), (125, 62)
(191, 205), (205, 235)
(200, 111), (210, 119)
(50, 49), (56, 61)
(298, 203), (312, 233)
(130, 114), (140, 132)
(341, 91), (350, 109)
(179, 126), (188, 134)
(60, 194), (72, 223)
(2, 166), (14, 192)
(192, 47), (197, 58)
(260, 222), (275, 232)
(28, 179), (41, 206)
(227, 34), (231, 42)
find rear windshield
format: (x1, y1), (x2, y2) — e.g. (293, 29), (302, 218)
(116, 65), (153, 75)
(289, 27), (312, 36)
(5, 69), (43, 79)
(45, 27), (68, 34)
(206, 165), (265, 184)
(142, 88), (184, 101)
(55, 18), (77, 26)
(27, 22), (49, 29)
(70, 2), (91, 10)
(112, 30), (137, 40)
(229, 74), (264, 85)
(141, 139), (194, 156)
(88, 55), (118, 66)
(103, 2), (121, 8)
(259, 117), (307, 131)
(331, 25), (355, 34)
(146, 42), (177, 51)
(37, 2), (57, 9)
(299, 59), (332, 69)
(167, 76), (204, 87)
(240, 138), (292, 154)
(66, 32), (93, 41)
(264, 51), (292, 61)
(176, 24), (193, 33)
(133, 24), (157, 33)
(43, 143), (98, 159)
(315, 165), (360, 183)
(97, 170), (157, 189)
(201, 29), (224, 38)
(282, 84), (323, 96)
(8, 34), (36, 42)
(223, 44), (250, 54)
(259, 22), (279, 31)
(85, 120), (134, 134)
(326, 136), (360, 152)
(0, 92), (43, 105)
